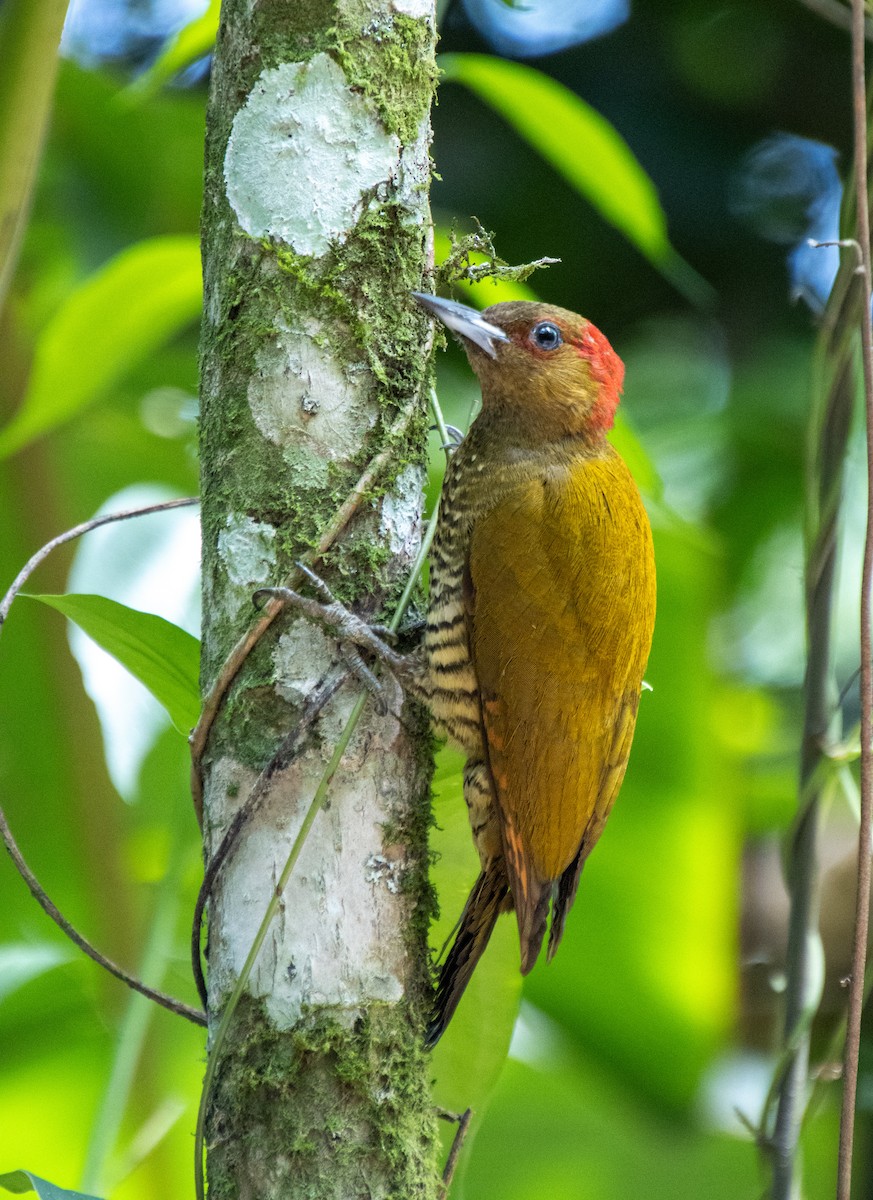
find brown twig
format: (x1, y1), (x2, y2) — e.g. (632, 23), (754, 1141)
(808, 237), (863, 261)
(0, 799), (206, 1026)
(836, 2), (873, 1194)
(769, 355), (850, 1193)
(0, 496), (199, 628)
(191, 668), (348, 1009)
(0, 497), (206, 1027)
(768, 124), (863, 1200)
(188, 403), (419, 822)
(437, 1106), (473, 1197)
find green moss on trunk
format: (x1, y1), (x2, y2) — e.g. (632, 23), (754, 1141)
(198, 0), (439, 1195)
(208, 996), (438, 1200)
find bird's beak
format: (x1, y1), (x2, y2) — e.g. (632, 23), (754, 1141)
(412, 292), (510, 360)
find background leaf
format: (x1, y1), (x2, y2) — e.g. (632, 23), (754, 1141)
(0, 1173), (101, 1200)
(0, 944), (74, 1004)
(23, 593), (200, 735)
(439, 54), (712, 305)
(428, 748), (522, 1189)
(0, 236), (201, 458)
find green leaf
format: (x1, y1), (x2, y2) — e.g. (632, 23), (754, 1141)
(125, 0), (220, 100)
(0, 1172), (101, 1200)
(0, 943), (74, 1003)
(24, 594), (200, 735)
(439, 54), (713, 306)
(0, 236), (202, 458)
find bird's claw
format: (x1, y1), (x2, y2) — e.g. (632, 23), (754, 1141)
(430, 422), (465, 452)
(289, 564), (398, 647)
(294, 560), (337, 604)
(339, 645), (388, 715)
(254, 571), (407, 697)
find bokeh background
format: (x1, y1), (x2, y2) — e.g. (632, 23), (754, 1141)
(0, 0), (869, 1196)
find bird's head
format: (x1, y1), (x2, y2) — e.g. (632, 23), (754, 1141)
(413, 293), (624, 439)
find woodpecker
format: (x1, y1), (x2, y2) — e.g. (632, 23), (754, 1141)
(264, 293), (656, 1046)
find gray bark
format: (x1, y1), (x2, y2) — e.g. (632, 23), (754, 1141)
(198, 2), (439, 1195)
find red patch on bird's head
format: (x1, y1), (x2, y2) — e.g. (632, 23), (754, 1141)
(572, 322), (624, 431)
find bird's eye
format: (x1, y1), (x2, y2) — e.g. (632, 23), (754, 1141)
(531, 321), (562, 351)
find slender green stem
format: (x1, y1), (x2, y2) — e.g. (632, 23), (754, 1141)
(389, 481), (442, 636)
(429, 386), (453, 451)
(194, 389), (452, 1200)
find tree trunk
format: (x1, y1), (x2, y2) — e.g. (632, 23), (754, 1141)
(198, 2), (439, 1195)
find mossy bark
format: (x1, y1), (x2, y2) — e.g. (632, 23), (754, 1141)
(198, 2), (439, 1196)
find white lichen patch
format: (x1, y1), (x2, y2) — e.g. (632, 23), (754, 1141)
(389, 0), (433, 16)
(396, 114), (432, 225)
(224, 54), (401, 257)
(365, 853), (405, 894)
(208, 704), (409, 1024)
(217, 514), (277, 587)
(273, 623), (338, 705)
(380, 465), (423, 557)
(281, 445), (331, 490)
(248, 317), (375, 464)
(203, 756), (259, 843)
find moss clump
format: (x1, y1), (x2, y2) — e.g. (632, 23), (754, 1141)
(252, 0), (337, 64)
(437, 217), (561, 288)
(337, 13), (437, 144)
(380, 706), (440, 969)
(207, 996), (439, 1200)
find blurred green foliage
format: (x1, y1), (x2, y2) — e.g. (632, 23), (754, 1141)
(0, 1), (869, 1198)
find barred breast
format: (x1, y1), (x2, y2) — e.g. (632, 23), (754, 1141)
(425, 437), (484, 756)
(426, 435), (508, 867)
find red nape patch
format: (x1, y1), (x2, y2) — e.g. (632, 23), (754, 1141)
(573, 322), (624, 430)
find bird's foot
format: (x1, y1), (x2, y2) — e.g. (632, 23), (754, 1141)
(431, 422), (465, 452)
(254, 564), (408, 710)
(336, 643), (392, 715)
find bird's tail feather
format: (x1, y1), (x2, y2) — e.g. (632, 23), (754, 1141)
(517, 882), (552, 974)
(547, 844), (587, 961)
(425, 865), (511, 1048)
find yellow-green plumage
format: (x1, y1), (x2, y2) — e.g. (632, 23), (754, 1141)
(419, 298), (656, 1046)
